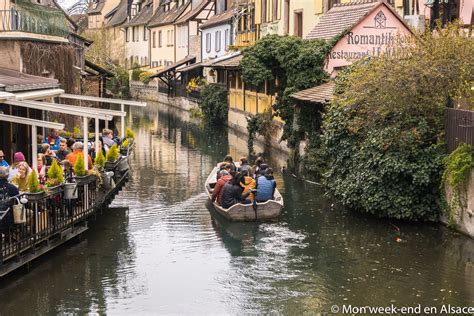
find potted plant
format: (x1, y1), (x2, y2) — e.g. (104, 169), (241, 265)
(105, 144), (121, 171)
(45, 159), (64, 195)
(73, 156), (96, 185)
(26, 169), (46, 201)
(120, 128), (135, 155)
(94, 150), (106, 170)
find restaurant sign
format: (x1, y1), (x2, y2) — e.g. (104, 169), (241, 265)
(326, 4), (412, 74)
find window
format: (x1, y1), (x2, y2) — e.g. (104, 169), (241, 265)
(132, 26), (136, 42)
(224, 29), (230, 51)
(294, 11), (303, 38)
(158, 30), (162, 47)
(272, 0), (279, 21)
(152, 31), (156, 48)
(206, 33), (211, 53)
(125, 27), (129, 42)
(262, 0), (267, 23)
(144, 27), (148, 41)
(215, 31), (221, 52)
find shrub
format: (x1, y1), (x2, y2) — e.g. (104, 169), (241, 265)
(106, 144), (120, 162)
(321, 23), (473, 221)
(94, 150), (106, 168)
(46, 159), (64, 186)
(198, 83), (228, 125)
(28, 170), (42, 193)
(131, 65), (144, 81)
(139, 71), (153, 84)
(246, 109), (277, 156)
(74, 156), (86, 177)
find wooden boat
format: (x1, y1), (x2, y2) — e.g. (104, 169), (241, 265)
(204, 166), (284, 221)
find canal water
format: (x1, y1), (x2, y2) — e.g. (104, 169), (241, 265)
(0, 102), (473, 314)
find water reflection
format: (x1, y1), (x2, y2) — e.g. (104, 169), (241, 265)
(0, 101), (472, 314)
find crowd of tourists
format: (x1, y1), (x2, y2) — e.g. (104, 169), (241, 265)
(0, 128), (121, 197)
(211, 155), (277, 209)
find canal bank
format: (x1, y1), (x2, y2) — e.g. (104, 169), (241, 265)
(0, 101), (472, 314)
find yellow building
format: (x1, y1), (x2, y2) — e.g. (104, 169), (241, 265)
(87, 0), (121, 29)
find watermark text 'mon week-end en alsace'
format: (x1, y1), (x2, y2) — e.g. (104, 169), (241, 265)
(330, 304), (474, 314)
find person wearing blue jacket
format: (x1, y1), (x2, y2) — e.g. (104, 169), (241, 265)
(0, 151), (9, 168)
(255, 168), (276, 203)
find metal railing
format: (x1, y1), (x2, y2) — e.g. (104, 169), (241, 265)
(445, 108), (474, 152)
(0, 156), (130, 267)
(0, 7), (69, 37)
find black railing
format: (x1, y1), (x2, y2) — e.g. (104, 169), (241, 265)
(445, 108), (474, 152)
(0, 156), (130, 270)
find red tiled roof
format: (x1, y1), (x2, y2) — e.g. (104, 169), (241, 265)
(290, 82), (335, 104)
(306, 0), (380, 41)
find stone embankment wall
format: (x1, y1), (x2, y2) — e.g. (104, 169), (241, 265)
(130, 81), (199, 111)
(443, 169), (474, 238)
(130, 81), (290, 154)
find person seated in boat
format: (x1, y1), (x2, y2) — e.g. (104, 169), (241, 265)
(220, 172), (251, 209)
(11, 162), (31, 193)
(218, 155), (236, 169)
(212, 165), (234, 205)
(217, 162), (235, 181)
(66, 142), (93, 171)
(238, 157), (252, 176)
(251, 157), (264, 179)
(255, 168), (276, 203)
(240, 169), (256, 201)
(255, 163), (269, 181)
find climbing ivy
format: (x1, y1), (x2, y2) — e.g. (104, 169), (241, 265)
(246, 109), (276, 156)
(240, 35), (332, 148)
(442, 144), (474, 225)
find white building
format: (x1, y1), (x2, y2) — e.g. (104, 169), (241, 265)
(123, 0), (154, 68)
(200, 9), (234, 61)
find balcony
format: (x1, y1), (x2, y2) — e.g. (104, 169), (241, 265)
(0, 6), (70, 38)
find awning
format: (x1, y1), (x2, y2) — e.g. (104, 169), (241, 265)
(177, 61), (209, 73)
(290, 82), (335, 104)
(85, 60), (114, 78)
(150, 56), (197, 78)
(0, 67), (59, 92)
(210, 54), (243, 69)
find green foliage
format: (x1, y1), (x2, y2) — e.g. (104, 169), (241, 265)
(125, 127), (135, 139)
(106, 144), (120, 162)
(74, 156), (86, 177)
(46, 159), (64, 186)
(190, 107), (204, 120)
(131, 65), (144, 81)
(28, 170), (42, 193)
(319, 23), (473, 221)
(246, 109), (276, 156)
(240, 35), (332, 146)
(442, 144), (473, 224)
(198, 83), (228, 125)
(73, 126), (81, 137)
(108, 65), (130, 98)
(139, 71), (153, 84)
(94, 150), (106, 168)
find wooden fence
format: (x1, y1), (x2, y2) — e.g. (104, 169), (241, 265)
(445, 108), (474, 152)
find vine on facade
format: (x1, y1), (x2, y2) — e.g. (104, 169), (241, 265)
(442, 144), (474, 225)
(246, 109), (276, 156)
